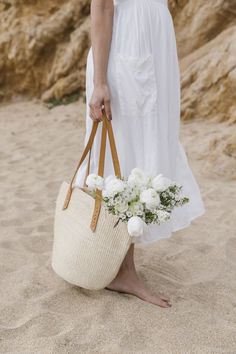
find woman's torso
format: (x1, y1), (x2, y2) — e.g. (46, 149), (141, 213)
(110, 0), (171, 58)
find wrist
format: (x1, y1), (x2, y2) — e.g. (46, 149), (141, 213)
(93, 77), (108, 87)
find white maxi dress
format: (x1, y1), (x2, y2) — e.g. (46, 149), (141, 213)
(75, 0), (205, 244)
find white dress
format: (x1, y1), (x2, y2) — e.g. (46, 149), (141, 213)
(75, 0), (205, 244)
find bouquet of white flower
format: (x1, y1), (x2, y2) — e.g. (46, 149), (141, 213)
(86, 168), (189, 238)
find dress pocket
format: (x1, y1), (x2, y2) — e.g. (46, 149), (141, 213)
(116, 54), (157, 118)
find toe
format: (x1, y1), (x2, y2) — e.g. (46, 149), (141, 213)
(160, 294), (171, 302)
(160, 299), (172, 308)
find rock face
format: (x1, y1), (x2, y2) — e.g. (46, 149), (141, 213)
(0, 0), (235, 108)
(168, 0), (236, 124)
(180, 27), (236, 124)
(0, 0), (91, 101)
(169, 0), (236, 58)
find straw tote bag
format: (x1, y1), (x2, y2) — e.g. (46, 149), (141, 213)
(52, 113), (132, 290)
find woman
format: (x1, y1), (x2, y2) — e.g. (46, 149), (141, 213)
(75, 0), (205, 307)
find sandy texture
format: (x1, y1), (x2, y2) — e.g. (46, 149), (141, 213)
(0, 100), (236, 354)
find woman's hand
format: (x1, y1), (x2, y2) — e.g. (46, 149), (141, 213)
(89, 83), (112, 122)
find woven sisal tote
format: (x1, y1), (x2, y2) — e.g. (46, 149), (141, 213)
(52, 114), (132, 290)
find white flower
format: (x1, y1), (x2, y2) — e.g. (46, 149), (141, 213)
(102, 189), (109, 198)
(114, 196), (122, 205)
(152, 174), (172, 192)
(126, 211), (133, 218)
(123, 187), (138, 202)
(140, 188), (160, 210)
(114, 201), (128, 214)
(105, 175), (116, 186)
(105, 177), (125, 196)
(156, 210), (170, 223)
(128, 168), (149, 187)
(86, 173), (104, 191)
(129, 201), (144, 216)
(127, 216), (147, 237)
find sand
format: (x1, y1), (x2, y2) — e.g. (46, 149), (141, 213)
(0, 99), (236, 354)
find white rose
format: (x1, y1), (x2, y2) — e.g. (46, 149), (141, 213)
(127, 216), (147, 237)
(105, 175), (116, 186)
(105, 178), (125, 196)
(102, 189), (109, 198)
(86, 173), (104, 191)
(152, 174), (172, 192)
(140, 188), (160, 210)
(128, 168), (149, 187)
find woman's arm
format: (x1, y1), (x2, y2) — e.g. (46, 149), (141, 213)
(89, 0), (114, 122)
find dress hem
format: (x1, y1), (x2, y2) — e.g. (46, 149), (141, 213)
(132, 207), (206, 245)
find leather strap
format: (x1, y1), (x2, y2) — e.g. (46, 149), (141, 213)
(83, 149), (91, 187)
(62, 121), (99, 210)
(83, 116), (121, 182)
(63, 112), (121, 232)
(90, 118), (107, 231)
(105, 118), (121, 178)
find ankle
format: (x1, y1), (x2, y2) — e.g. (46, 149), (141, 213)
(118, 262), (136, 276)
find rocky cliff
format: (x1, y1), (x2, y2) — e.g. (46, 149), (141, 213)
(0, 0), (91, 101)
(0, 0), (235, 122)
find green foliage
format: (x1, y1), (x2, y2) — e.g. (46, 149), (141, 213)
(46, 91), (81, 109)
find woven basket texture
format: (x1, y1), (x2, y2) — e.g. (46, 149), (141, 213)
(52, 181), (132, 290)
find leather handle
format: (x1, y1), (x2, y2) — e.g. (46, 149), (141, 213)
(105, 117), (121, 178)
(63, 111), (121, 233)
(90, 113), (122, 231)
(83, 114), (121, 182)
(62, 121), (99, 209)
(90, 118), (107, 231)
(83, 148), (92, 188)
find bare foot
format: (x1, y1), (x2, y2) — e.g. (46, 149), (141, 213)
(106, 269), (172, 308)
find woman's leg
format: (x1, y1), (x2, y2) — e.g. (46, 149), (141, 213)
(106, 244), (172, 308)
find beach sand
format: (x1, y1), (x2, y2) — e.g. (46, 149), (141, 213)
(0, 100), (236, 354)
